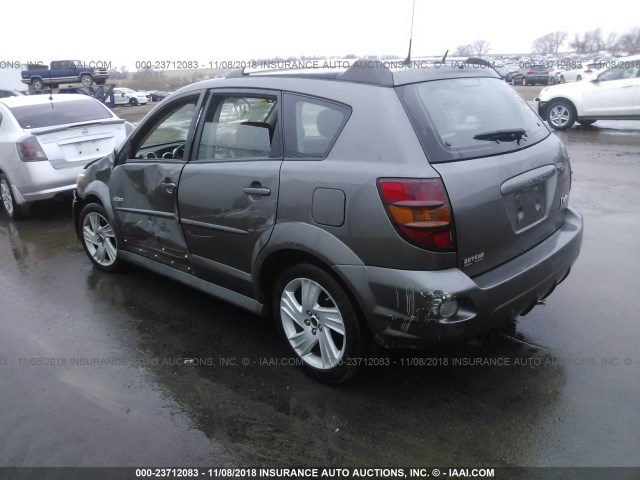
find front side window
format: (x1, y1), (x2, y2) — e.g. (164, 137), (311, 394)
(398, 77), (549, 162)
(283, 94), (350, 158)
(127, 96), (199, 161)
(597, 64), (640, 82)
(196, 94), (278, 160)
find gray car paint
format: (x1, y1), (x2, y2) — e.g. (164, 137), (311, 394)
(75, 64), (583, 348)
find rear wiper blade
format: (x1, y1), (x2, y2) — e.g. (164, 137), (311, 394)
(473, 129), (527, 145)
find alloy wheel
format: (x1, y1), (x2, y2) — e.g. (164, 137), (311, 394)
(82, 212), (118, 267)
(0, 178), (14, 217)
(280, 277), (346, 370)
(549, 105), (571, 128)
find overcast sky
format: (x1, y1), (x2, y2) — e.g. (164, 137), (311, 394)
(2, 0), (637, 69)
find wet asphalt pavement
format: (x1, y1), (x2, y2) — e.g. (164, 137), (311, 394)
(0, 100), (639, 471)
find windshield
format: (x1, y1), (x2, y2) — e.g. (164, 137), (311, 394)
(9, 99), (114, 129)
(397, 77), (549, 162)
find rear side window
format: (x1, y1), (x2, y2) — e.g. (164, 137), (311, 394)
(9, 99), (113, 129)
(283, 94), (350, 158)
(398, 78), (549, 162)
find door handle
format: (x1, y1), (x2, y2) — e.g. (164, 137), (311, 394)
(622, 84), (633, 88)
(161, 181), (176, 194)
(243, 187), (271, 196)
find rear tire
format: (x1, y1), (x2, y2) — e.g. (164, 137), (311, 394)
(273, 264), (365, 384)
(79, 203), (124, 272)
(80, 74), (93, 87)
(0, 174), (29, 219)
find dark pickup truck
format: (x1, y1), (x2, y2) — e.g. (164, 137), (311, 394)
(21, 60), (109, 90)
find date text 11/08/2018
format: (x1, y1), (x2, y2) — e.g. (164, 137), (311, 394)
(134, 467), (495, 478)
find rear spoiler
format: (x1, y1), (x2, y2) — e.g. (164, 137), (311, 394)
(27, 118), (125, 135)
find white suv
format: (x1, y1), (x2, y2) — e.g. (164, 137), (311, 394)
(536, 55), (640, 129)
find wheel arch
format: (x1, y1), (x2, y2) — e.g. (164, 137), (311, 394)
(544, 96), (579, 117)
(74, 181), (113, 239)
(257, 246), (377, 347)
(253, 221), (365, 310)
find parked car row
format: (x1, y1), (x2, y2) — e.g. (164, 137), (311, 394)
(504, 65), (556, 86)
(501, 59), (622, 85)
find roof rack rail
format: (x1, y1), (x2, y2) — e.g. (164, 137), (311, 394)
(464, 57), (493, 68)
(337, 59), (394, 87)
(222, 58), (396, 87)
(225, 68), (246, 78)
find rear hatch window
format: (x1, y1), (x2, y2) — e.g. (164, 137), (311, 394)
(397, 77), (549, 163)
(10, 99), (113, 129)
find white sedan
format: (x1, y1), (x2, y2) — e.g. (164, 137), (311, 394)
(536, 55), (640, 130)
(0, 94), (132, 218)
(558, 61), (603, 83)
(112, 87), (150, 106)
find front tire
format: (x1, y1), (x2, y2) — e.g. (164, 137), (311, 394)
(129, 98), (139, 106)
(577, 120), (596, 126)
(273, 264), (365, 383)
(547, 100), (577, 130)
(31, 78), (44, 90)
(79, 203), (124, 272)
(0, 174), (29, 219)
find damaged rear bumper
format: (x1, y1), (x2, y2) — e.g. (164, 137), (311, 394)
(334, 207), (583, 348)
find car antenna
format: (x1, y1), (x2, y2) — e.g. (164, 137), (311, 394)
(402, 0), (416, 67)
(441, 50), (449, 63)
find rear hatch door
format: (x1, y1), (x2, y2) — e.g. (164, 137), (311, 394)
(397, 77), (572, 276)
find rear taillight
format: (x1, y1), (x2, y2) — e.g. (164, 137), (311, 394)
(585, 68), (592, 73)
(16, 135), (48, 162)
(527, 70), (534, 74)
(378, 178), (455, 251)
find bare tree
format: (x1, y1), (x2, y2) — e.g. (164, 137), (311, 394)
(619, 27), (640, 51)
(453, 44), (474, 56)
(570, 33), (589, 54)
(551, 31), (568, 53)
(472, 40), (491, 56)
(533, 31), (568, 54)
(587, 28), (605, 52)
(570, 28), (606, 53)
(605, 32), (618, 51)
